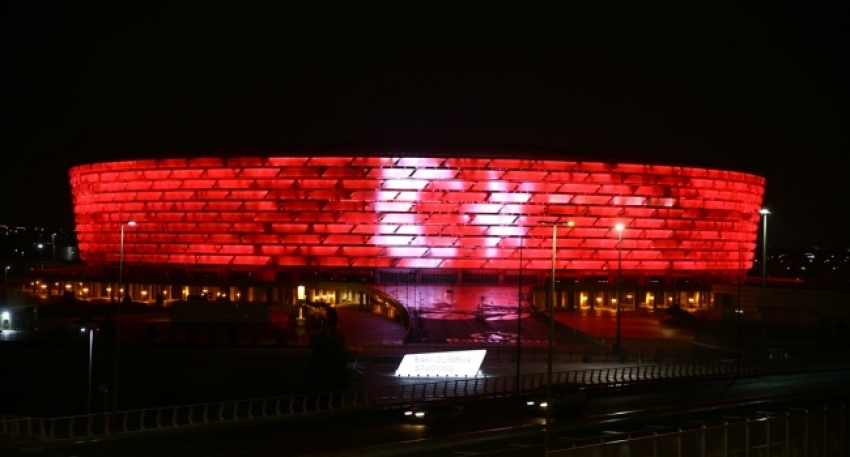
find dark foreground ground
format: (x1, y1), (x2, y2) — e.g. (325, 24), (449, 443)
(1, 304), (843, 419)
(0, 342), (317, 417)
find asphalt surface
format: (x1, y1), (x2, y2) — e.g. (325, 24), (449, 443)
(337, 305), (695, 349)
(3, 303), (846, 456)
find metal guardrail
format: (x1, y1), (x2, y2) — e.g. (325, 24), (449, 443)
(555, 405), (847, 457)
(3, 357), (849, 442)
(1, 390), (371, 442)
(365, 358), (844, 405)
(348, 342), (803, 365)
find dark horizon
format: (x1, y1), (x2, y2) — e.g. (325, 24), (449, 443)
(3, 3), (848, 248)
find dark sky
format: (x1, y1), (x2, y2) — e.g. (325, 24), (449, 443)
(2, 2), (848, 248)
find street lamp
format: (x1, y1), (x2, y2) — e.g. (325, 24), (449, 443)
(81, 326), (94, 414)
(546, 221), (556, 454)
(515, 232), (523, 395)
(544, 219), (573, 453)
(51, 233), (57, 266)
(613, 223), (625, 355)
(566, 221), (575, 339)
(112, 220), (136, 420)
(759, 208), (770, 358)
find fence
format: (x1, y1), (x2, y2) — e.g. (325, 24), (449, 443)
(363, 357), (846, 404)
(348, 342), (805, 365)
(556, 405), (846, 457)
(4, 355), (848, 443)
(1, 389), (370, 441)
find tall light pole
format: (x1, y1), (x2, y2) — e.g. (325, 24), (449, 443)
(81, 326), (94, 414)
(543, 219), (573, 454)
(566, 221), (575, 339)
(51, 233), (57, 267)
(545, 221), (556, 455)
(737, 240), (743, 375)
(759, 208), (770, 358)
(614, 223), (624, 355)
(515, 232), (523, 395)
(112, 220), (135, 421)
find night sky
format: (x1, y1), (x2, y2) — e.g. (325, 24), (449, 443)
(3, 3), (848, 248)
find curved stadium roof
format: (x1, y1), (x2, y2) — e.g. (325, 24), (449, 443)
(69, 151), (765, 277)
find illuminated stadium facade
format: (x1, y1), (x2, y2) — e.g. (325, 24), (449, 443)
(64, 151), (765, 313)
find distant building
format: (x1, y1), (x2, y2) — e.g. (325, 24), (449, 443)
(0, 225), (76, 263)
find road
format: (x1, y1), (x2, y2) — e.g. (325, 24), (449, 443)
(7, 369), (848, 456)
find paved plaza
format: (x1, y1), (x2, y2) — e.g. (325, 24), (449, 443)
(335, 305), (696, 349)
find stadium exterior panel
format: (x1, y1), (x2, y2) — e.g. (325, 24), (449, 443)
(69, 153), (766, 284)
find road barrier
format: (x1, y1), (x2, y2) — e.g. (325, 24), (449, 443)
(555, 405), (846, 457)
(366, 355), (850, 405)
(0, 389), (371, 441)
(348, 342), (782, 365)
(3, 356), (849, 442)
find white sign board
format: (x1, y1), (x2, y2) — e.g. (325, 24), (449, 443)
(394, 349), (486, 377)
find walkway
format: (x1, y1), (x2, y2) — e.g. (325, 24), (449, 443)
(336, 305), (695, 350)
(558, 308), (695, 348)
(336, 306), (407, 345)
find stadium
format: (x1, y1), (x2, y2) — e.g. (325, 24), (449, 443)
(60, 150), (765, 319)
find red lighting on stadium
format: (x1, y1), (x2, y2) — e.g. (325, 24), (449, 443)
(69, 155), (765, 277)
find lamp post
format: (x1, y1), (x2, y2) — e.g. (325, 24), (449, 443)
(112, 220), (135, 420)
(545, 221), (557, 455)
(759, 208), (770, 358)
(51, 233), (57, 267)
(515, 232), (523, 396)
(543, 219), (575, 453)
(613, 223), (624, 354)
(81, 326), (94, 414)
(566, 221), (575, 339)
(737, 240), (743, 375)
